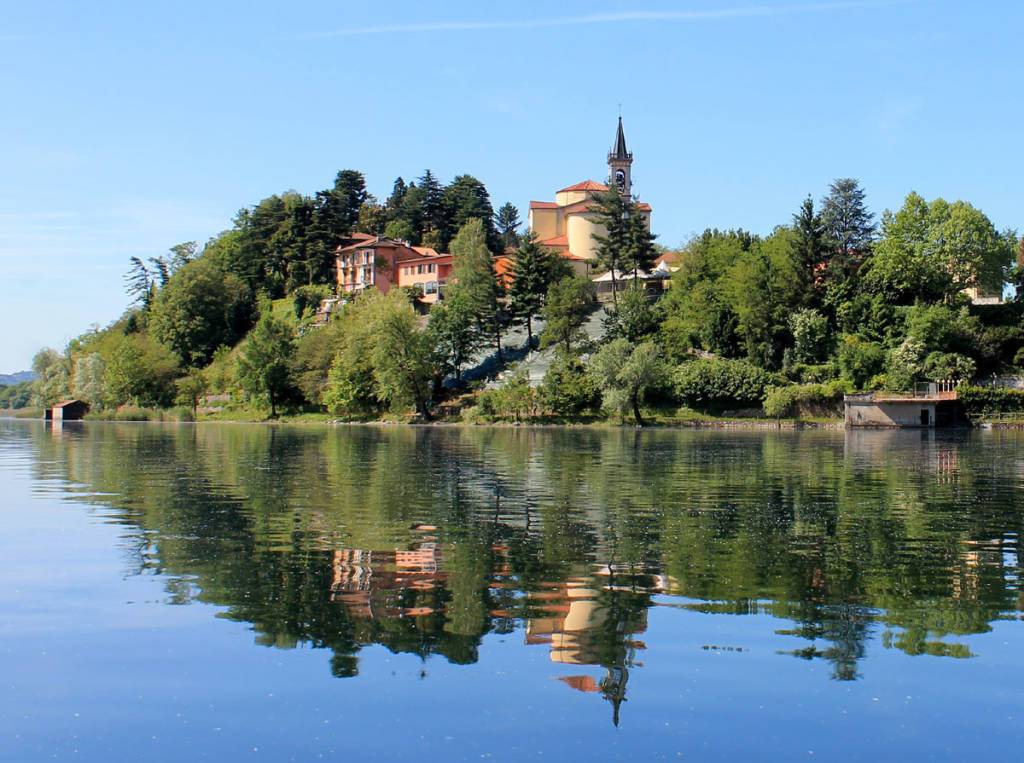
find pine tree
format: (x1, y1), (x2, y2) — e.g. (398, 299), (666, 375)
(623, 209), (657, 281)
(124, 257), (155, 309)
(418, 169), (446, 240)
(386, 177), (407, 212)
(820, 178), (876, 262)
(791, 195), (827, 304)
(507, 235), (550, 345)
(442, 175), (499, 252)
(494, 202), (522, 249)
(590, 186), (631, 306)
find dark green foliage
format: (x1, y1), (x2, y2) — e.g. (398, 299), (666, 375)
(673, 358), (779, 410)
(589, 186), (630, 303)
(537, 354), (599, 415)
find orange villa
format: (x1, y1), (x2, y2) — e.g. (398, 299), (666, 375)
(335, 235), (453, 301)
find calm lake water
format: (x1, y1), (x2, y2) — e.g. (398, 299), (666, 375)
(1, 420), (1022, 761)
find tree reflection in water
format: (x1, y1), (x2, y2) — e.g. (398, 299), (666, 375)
(23, 422), (1024, 725)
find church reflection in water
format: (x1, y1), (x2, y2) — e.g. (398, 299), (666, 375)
(328, 531), (656, 725)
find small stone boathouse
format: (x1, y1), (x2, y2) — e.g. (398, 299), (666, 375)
(844, 382), (963, 428)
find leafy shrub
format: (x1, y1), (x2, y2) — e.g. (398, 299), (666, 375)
(538, 354), (599, 416)
(673, 358), (779, 410)
(788, 308), (832, 364)
(470, 370), (535, 422)
(838, 335), (886, 389)
(921, 352), (976, 382)
(958, 386), (1024, 416)
(885, 338), (926, 391)
(763, 381), (848, 418)
(786, 362), (840, 384)
(1014, 347), (1024, 369)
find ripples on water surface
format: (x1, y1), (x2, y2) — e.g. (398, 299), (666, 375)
(1, 420), (1022, 761)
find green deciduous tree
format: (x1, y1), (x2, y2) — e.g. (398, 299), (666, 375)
(537, 353), (599, 416)
(175, 369), (207, 415)
(788, 308), (832, 365)
(72, 353), (106, 406)
(149, 258), (254, 365)
(237, 311), (295, 417)
(450, 219), (505, 360)
(427, 289), (482, 383)
(589, 339), (665, 425)
(31, 348), (71, 408)
(837, 335), (886, 390)
(540, 276), (595, 355)
(867, 193), (1016, 303)
(604, 283), (660, 343)
(371, 297), (436, 418)
(102, 334), (179, 408)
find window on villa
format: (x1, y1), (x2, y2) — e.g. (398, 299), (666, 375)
(417, 264), (424, 274)
(428, 264), (435, 273)
(425, 281), (437, 294)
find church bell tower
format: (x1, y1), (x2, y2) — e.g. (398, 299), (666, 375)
(607, 116), (633, 198)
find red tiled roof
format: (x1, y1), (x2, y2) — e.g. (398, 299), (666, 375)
(529, 201), (558, 210)
(539, 234), (568, 247)
(637, 202), (652, 211)
(557, 180), (608, 193)
(561, 251), (589, 261)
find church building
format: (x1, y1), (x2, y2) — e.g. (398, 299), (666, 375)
(527, 118), (652, 269)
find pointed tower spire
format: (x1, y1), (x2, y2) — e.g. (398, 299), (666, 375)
(612, 116), (629, 160)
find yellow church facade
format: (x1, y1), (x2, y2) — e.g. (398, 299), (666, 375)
(527, 118), (652, 268)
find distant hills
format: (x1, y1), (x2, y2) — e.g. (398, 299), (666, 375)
(0, 371), (35, 386)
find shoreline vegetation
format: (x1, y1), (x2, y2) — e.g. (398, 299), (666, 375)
(8, 168), (1024, 427)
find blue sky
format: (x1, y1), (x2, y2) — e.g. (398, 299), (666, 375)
(1, 0), (1021, 372)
